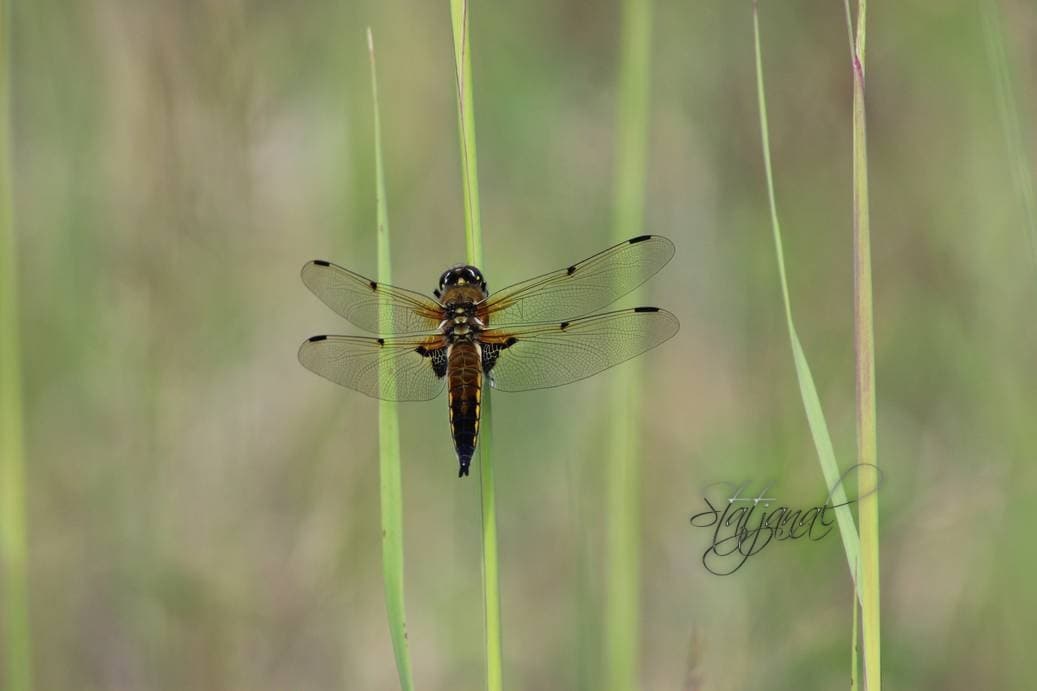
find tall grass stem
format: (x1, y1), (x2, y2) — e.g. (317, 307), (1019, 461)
(843, 1), (881, 687)
(851, 587), (860, 689)
(450, 0), (483, 265)
(0, 1), (33, 688)
(368, 29), (416, 691)
(605, 1), (652, 689)
(448, 3), (502, 690)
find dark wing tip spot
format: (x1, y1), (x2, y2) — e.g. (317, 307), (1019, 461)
(566, 265), (576, 275)
(377, 338), (385, 346)
(559, 321), (570, 330)
(308, 335), (328, 342)
(633, 306), (660, 313)
(312, 259), (331, 266)
(629, 234), (652, 244)
(369, 280), (378, 291)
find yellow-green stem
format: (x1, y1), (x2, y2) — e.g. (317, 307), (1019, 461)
(0, 0), (33, 688)
(368, 29), (416, 691)
(606, 1), (652, 689)
(851, 585), (860, 689)
(477, 394), (499, 691)
(450, 0), (483, 264)
(844, 1), (880, 689)
(449, 3), (501, 690)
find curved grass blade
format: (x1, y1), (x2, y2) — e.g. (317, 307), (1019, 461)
(605, 1), (653, 689)
(0, 1), (33, 688)
(752, 1), (862, 597)
(448, 4), (502, 690)
(368, 28), (416, 691)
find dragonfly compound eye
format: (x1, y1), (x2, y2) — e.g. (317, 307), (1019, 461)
(440, 264), (484, 288)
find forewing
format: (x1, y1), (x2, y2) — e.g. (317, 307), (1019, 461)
(298, 333), (447, 401)
(301, 260), (443, 334)
(480, 235), (674, 325)
(479, 307), (679, 392)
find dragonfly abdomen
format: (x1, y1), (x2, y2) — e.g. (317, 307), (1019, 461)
(447, 341), (482, 477)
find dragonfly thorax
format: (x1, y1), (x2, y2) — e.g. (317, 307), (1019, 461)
(441, 303), (485, 342)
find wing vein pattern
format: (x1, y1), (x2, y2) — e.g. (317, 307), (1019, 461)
(301, 260), (442, 334)
(482, 307), (679, 392)
(298, 334), (446, 401)
(481, 235), (674, 325)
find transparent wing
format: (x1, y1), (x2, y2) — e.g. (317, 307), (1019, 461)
(479, 307), (679, 392)
(479, 235), (674, 326)
(298, 333), (448, 401)
(301, 259), (443, 334)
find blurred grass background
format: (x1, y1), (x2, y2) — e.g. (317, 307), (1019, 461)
(5, 0), (1037, 689)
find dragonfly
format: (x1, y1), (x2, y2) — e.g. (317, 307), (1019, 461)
(298, 235), (679, 477)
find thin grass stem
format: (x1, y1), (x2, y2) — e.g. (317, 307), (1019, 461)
(448, 4), (502, 690)
(842, 2), (880, 689)
(605, 1), (652, 689)
(367, 29), (417, 691)
(0, 1), (32, 688)
(752, 1), (861, 598)
(851, 585), (860, 689)
(450, 0), (484, 265)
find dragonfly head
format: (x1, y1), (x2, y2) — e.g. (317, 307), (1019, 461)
(438, 264), (486, 293)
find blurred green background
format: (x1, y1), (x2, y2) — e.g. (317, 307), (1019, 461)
(6, 0), (1037, 689)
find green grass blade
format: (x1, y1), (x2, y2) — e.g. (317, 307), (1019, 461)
(0, 2), (33, 688)
(476, 393), (500, 691)
(368, 28), (416, 691)
(844, 1), (881, 688)
(752, 2), (861, 598)
(450, 0), (483, 264)
(980, 0), (1037, 271)
(851, 584), (860, 690)
(448, 4), (502, 690)
(605, 1), (652, 689)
